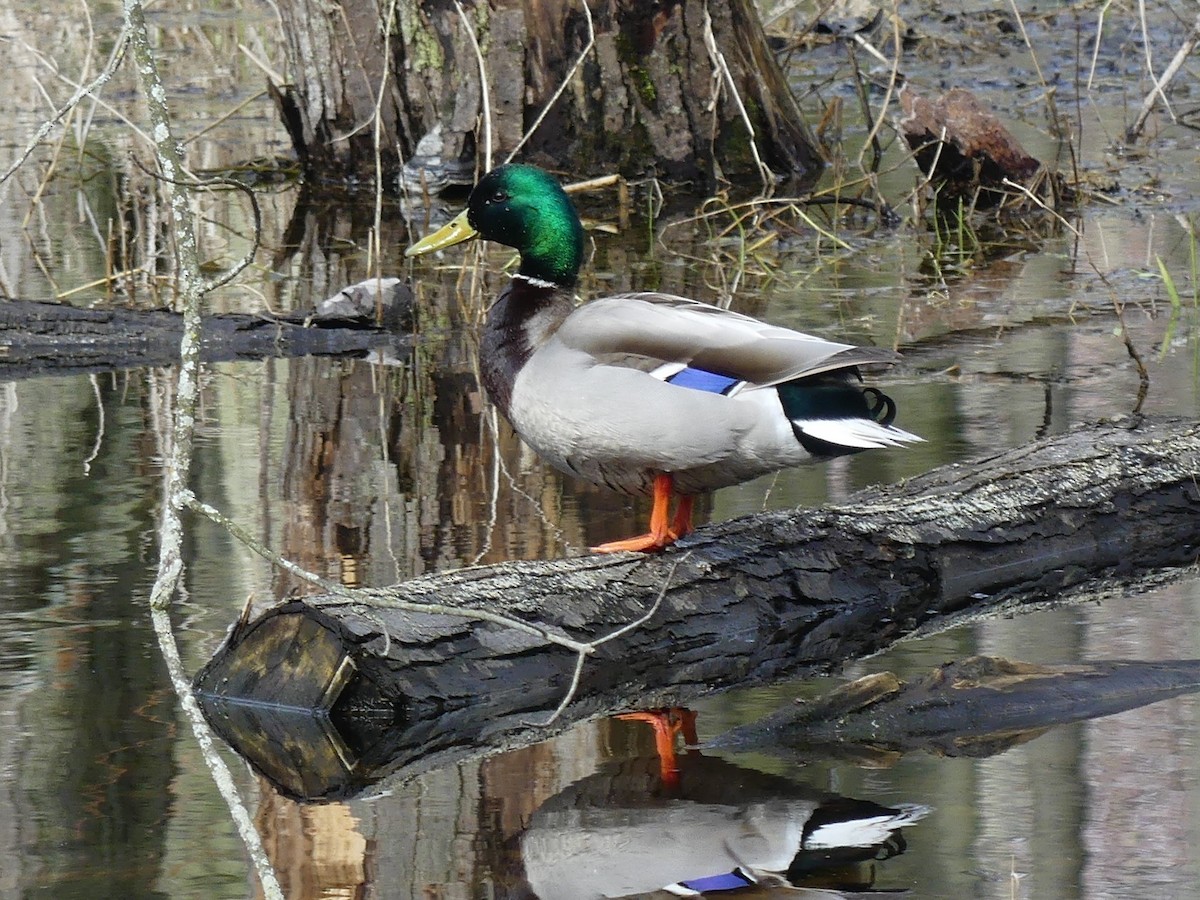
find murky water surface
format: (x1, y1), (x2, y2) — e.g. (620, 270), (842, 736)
(2, 1), (1200, 897)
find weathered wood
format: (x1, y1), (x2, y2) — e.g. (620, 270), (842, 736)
(711, 656), (1200, 760)
(196, 416), (1200, 795)
(0, 284), (412, 380)
(897, 85), (1045, 207)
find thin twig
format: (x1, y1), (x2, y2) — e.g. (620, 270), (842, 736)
(238, 42), (286, 88)
(506, 0), (596, 163)
(1000, 178), (1081, 238)
(536, 652), (590, 727)
(1116, 305), (1151, 414)
(1006, 0), (1050, 90)
(1085, 0), (1115, 91)
(910, 128), (948, 211)
(1136, 0), (1171, 123)
(454, 0), (491, 171)
(564, 173), (621, 194)
(181, 490), (345, 592)
(702, 1), (773, 190)
(1008, 0), (1070, 177)
(849, 31), (891, 67)
(535, 552), (691, 726)
(590, 552), (691, 649)
(1126, 12), (1200, 142)
(182, 89), (270, 146)
(1, 29), (130, 188)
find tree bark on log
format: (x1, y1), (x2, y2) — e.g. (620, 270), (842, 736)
(196, 416), (1200, 796)
(270, 0), (822, 188)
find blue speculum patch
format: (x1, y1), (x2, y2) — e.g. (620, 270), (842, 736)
(677, 870), (755, 891)
(666, 367), (741, 395)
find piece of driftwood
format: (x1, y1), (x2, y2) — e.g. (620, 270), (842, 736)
(897, 84), (1042, 206)
(711, 655), (1200, 761)
(196, 416), (1200, 798)
(0, 279), (412, 380)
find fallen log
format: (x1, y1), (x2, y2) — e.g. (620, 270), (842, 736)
(196, 416), (1200, 798)
(0, 279), (412, 380)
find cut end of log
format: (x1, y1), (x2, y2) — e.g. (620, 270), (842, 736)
(194, 602), (410, 801)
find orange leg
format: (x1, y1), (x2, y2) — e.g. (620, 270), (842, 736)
(592, 473), (681, 553)
(671, 494), (695, 539)
(617, 707), (699, 788)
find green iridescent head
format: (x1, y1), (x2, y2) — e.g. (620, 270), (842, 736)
(406, 164), (585, 287)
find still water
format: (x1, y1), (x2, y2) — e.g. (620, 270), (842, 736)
(3, 1), (1200, 898)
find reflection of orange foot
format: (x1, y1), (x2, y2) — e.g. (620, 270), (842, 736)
(618, 707), (698, 788)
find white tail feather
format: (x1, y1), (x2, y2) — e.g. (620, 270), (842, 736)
(793, 417), (924, 450)
(806, 804), (931, 849)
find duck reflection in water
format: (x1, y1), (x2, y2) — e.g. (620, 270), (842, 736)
(519, 748), (928, 898)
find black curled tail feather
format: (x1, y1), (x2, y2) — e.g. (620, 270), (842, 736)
(862, 387), (897, 426)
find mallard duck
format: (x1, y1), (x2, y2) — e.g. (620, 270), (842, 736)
(521, 751), (929, 897)
(406, 164), (920, 552)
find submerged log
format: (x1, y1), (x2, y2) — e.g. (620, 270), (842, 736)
(0, 281), (412, 379)
(196, 416), (1200, 797)
(711, 656), (1200, 761)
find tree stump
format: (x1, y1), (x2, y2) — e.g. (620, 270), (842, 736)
(270, 0), (823, 187)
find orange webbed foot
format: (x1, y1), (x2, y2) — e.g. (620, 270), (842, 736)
(591, 531), (678, 553)
(592, 473), (691, 554)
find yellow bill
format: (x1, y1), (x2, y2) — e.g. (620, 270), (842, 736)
(405, 210), (479, 257)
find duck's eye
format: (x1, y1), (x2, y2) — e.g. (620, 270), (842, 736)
(490, 190), (508, 204)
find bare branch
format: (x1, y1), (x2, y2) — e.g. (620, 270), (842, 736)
(127, 154), (262, 291)
(1126, 12), (1200, 142)
(702, 1), (773, 190)
(506, 0), (596, 164)
(181, 491), (597, 655)
(0, 29), (130, 188)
